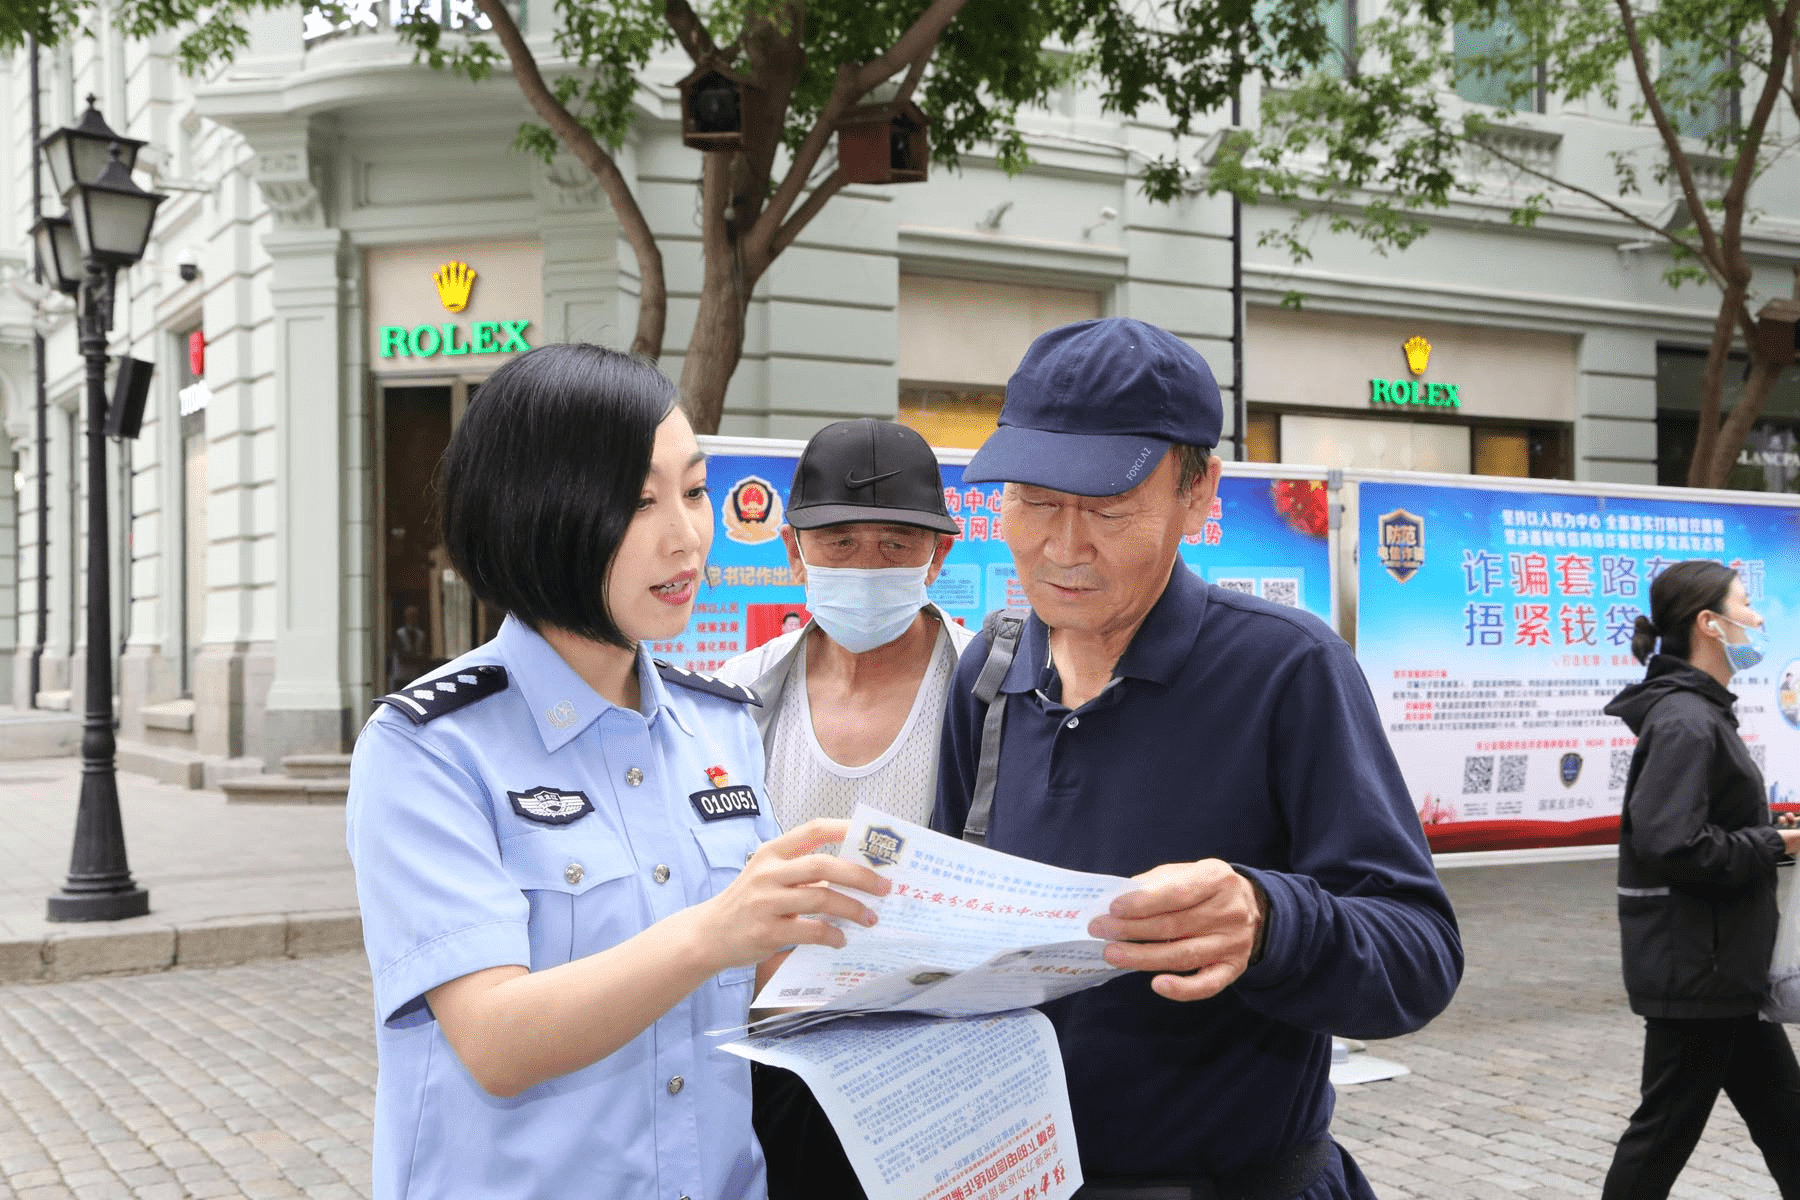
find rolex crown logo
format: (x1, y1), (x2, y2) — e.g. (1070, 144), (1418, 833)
(1403, 335), (1432, 376)
(432, 260), (477, 313)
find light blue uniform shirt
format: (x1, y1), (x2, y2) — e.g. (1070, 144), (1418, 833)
(347, 615), (782, 1200)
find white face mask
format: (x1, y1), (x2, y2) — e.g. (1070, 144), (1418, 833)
(799, 548), (931, 654)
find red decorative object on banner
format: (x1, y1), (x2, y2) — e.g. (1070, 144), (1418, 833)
(187, 330), (205, 378)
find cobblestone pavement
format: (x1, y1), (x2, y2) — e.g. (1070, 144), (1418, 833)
(1, 857), (1796, 1199)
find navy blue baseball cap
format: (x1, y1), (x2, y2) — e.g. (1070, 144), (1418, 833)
(964, 318), (1223, 497)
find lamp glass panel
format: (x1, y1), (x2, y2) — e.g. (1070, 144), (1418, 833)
(72, 187), (158, 263)
(41, 134), (76, 199)
(51, 221), (82, 289)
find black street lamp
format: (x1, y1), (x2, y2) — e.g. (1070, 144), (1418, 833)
(41, 105), (165, 923)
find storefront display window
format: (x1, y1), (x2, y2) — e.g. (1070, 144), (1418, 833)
(1656, 347), (1800, 492)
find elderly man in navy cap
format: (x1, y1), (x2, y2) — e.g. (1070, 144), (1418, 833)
(935, 318), (1463, 1200)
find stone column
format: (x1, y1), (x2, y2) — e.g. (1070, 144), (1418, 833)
(249, 123), (356, 762)
(1576, 331), (1658, 485)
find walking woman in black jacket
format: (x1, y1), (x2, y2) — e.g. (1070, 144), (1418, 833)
(1601, 559), (1800, 1199)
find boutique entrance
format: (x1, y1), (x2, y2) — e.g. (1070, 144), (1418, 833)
(375, 380), (502, 692)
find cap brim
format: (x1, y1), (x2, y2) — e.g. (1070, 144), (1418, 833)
(963, 427), (1173, 497)
(787, 502), (961, 535)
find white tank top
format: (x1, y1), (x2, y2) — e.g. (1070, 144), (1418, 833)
(764, 626), (956, 830)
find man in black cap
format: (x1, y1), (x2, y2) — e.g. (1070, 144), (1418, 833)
(719, 417), (973, 1199)
(934, 318), (1463, 1199)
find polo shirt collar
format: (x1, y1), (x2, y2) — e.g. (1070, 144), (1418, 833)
(1000, 561), (1208, 695)
(497, 616), (690, 752)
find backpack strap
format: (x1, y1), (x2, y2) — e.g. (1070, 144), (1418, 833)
(965, 609), (1029, 847)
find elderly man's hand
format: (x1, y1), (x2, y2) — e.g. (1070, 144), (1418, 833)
(1087, 860), (1268, 1002)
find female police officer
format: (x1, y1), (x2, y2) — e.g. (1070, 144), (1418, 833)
(346, 343), (887, 1200)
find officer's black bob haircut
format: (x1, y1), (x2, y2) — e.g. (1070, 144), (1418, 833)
(441, 343), (677, 650)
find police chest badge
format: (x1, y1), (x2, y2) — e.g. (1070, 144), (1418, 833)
(1559, 752), (1583, 788)
(1376, 508), (1425, 583)
(508, 786), (594, 825)
(689, 765), (762, 821)
(722, 475), (783, 545)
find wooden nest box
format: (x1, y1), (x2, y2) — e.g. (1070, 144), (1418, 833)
(678, 62), (762, 152)
(1755, 297), (1800, 365)
(837, 100), (930, 185)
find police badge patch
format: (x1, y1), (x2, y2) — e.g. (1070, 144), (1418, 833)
(858, 825), (904, 867)
(1559, 752), (1583, 788)
(722, 475), (783, 545)
(508, 786), (595, 825)
(1376, 509), (1426, 583)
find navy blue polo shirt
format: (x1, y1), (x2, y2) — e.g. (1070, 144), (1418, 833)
(935, 565), (1462, 1194)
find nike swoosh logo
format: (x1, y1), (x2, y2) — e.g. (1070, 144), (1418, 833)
(845, 469), (904, 488)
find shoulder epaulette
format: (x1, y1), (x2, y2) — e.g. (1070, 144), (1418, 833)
(655, 660), (762, 707)
(374, 665), (509, 725)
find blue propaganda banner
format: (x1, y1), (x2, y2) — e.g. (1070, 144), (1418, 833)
(1357, 479), (1800, 853)
(650, 440), (1335, 671)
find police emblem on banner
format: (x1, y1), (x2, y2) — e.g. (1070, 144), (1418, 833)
(1560, 752), (1583, 787)
(508, 786), (594, 825)
(858, 825), (904, 867)
(722, 475), (784, 545)
(1376, 508), (1426, 583)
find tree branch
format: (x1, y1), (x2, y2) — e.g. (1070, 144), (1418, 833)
(1465, 135), (1714, 275)
(474, 0), (667, 358)
(770, 169), (851, 259)
(747, 0), (969, 267)
(664, 0), (717, 64)
(895, 47), (929, 104)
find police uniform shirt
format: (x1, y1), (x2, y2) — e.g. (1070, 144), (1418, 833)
(934, 567), (1463, 1197)
(348, 614), (780, 1200)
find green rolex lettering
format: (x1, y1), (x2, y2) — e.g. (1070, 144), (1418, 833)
(409, 325), (443, 357)
(441, 323), (471, 356)
(1443, 383), (1461, 407)
(498, 320), (531, 354)
(472, 322), (498, 354)
(1371, 379), (1393, 404)
(378, 326), (409, 359)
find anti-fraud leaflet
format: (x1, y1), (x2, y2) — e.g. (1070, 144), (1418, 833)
(723, 1012), (1081, 1200)
(751, 805), (1133, 1025)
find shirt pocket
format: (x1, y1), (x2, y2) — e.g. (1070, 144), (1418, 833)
(499, 831), (638, 970)
(690, 821), (764, 989)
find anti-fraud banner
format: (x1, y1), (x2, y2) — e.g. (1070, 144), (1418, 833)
(1358, 479), (1800, 854)
(650, 441), (1334, 672)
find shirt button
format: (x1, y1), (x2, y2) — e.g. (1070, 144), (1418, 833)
(626, 767), (645, 787)
(1066, 717), (1080, 730)
(653, 864), (671, 884)
(666, 1075), (685, 1095)
(564, 862), (585, 885)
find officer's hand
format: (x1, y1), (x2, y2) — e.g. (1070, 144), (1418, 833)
(1086, 859), (1265, 1002)
(693, 819), (889, 972)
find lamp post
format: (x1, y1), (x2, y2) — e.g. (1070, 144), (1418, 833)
(35, 98), (165, 923)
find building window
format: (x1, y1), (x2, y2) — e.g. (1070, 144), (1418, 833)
(896, 275), (1102, 449)
(1246, 410), (1281, 462)
(1473, 424), (1568, 479)
(1454, 8), (1545, 113)
(1322, 0), (1357, 76)
(1662, 38), (1734, 141)
(1656, 347), (1800, 491)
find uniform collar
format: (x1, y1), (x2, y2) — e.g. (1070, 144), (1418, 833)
(497, 616), (693, 753)
(1001, 562), (1207, 695)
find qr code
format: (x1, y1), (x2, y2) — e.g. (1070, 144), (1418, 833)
(1609, 748), (1633, 791)
(1750, 744), (1767, 771)
(1462, 755), (1495, 794)
(1216, 578), (1257, 595)
(1497, 754), (1529, 794)
(1260, 578), (1300, 607)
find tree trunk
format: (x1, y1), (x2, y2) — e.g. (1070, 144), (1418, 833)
(679, 153), (756, 433)
(1697, 356), (1781, 488)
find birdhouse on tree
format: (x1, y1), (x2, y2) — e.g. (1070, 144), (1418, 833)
(837, 100), (930, 185)
(1755, 297), (1800, 365)
(678, 61), (762, 152)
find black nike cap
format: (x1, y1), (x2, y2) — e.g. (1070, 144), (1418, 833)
(786, 418), (959, 535)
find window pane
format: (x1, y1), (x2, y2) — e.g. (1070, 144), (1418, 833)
(1663, 38), (1730, 140)
(1454, 13), (1536, 111)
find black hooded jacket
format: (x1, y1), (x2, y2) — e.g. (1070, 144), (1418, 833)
(1606, 655), (1786, 1019)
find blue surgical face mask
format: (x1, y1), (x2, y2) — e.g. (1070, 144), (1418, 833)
(798, 549), (931, 654)
(1709, 613), (1769, 673)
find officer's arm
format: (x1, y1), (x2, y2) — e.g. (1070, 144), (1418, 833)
(427, 819), (887, 1098)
